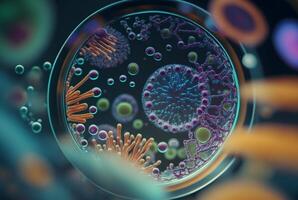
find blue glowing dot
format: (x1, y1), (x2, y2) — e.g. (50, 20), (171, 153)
(107, 78), (115, 86)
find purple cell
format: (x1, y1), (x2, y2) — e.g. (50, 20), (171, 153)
(88, 124), (98, 135)
(145, 46), (155, 56)
(89, 70), (99, 80)
(76, 124), (85, 134)
(92, 87), (102, 97)
(223, 4), (256, 32)
(89, 106), (98, 114)
(273, 20), (298, 69)
(98, 130), (108, 141)
(157, 142), (168, 153)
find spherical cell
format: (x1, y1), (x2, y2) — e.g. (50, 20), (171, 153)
(117, 102), (133, 116)
(107, 78), (115, 86)
(129, 81), (136, 88)
(165, 148), (177, 160)
(188, 36), (196, 44)
(97, 98), (110, 111)
(133, 119), (144, 130)
(145, 46), (155, 56)
(76, 124), (85, 134)
(89, 106), (98, 114)
(112, 94), (138, 123)
(210, 0), (268, 46)
(158, 142), (168, 153)
(187, 51), (198, 63)
(43, 61), (52, 71)
(161, 28), (171, 39)
(31, 122), (42, 134)
(195, 127), (212, 143)
(88, 124), (98, 135)
(242, 53), (257, 69)
(142, 64), (208, 132)
(98, 130), (108, 141)
(119, 75), (127, 83)
(127, 62), (139, 76)
(177, 148), (187, 159)
(15, 65), (25, 75)
(168, 138), (180, 148)
(273, 20), (298, 69)
(153, 52), (163, 61)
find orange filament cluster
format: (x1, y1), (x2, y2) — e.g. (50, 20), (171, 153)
(79, 29), (118, 61)
(65, 68), (100, 123)
(91, 123), (162, 173)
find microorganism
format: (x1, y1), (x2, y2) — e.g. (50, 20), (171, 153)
(112, 94), (138, 123)
(273, 19), (298, 69)
(210, 0), (268, 46)
(79, 26), (130, 69)
(96, 98), (110, 111)
(142, 64), (208, 133)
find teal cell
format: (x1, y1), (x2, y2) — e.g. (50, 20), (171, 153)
(31, 121), (42, 133)
(19, 106), (28, 115)
(74, 68), (82, 76)
(107, 78), (114, 85)
(15, 64), (25, 75)
(77, 58), (84, 65)
(129, 81), (136, 88)
(43, 61), (52, 71)
(165, 44), (172, 51)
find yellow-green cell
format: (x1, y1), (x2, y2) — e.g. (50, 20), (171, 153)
(186, 142), (197, 159)
(195, 127), (211, 144)
(164, 148), (177, 160)
(127, 62), (139, 76)
(97, 98), (110, 111)
(133, 119), (143, 130)
(187, 51), (198, 63)
(198, 150), (213, 160)
(177, 148), (187, 159)
(116, 102), (133, 117)
(150, 141), (158, 153)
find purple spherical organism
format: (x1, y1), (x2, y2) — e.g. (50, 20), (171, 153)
(88, 124), (98, 135)
(273, 20), (298, 69)
(142, 64), (208, 133)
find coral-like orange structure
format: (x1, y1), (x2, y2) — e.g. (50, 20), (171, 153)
(91, 123), (162, 173)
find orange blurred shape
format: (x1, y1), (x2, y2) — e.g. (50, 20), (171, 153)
(242, 76), (298, 111)
(224, 124), (298, 171)
(18, 153), (53, 188)
(199, 180), (287, 200)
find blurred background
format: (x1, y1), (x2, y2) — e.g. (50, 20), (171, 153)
(0, 0), (297, 200)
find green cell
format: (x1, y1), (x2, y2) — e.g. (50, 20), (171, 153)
(195, 127), (211, 143)
(161, 28), (171, 39)
(188, 51), (198, 63)
(177, 148), (187, 159)
(128, 62), (139, 76)
(223, 102), (232, 111)
(198, 150), (212, 160)
(97, 98), (110, 111)
(116, 102), (133, 117)
(133, 119), (143, 130)
(150, 141), (158, 153)
(188, 35), (196, 44)
(164, 148), (177, 160)
(186, 142), (197, 159)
